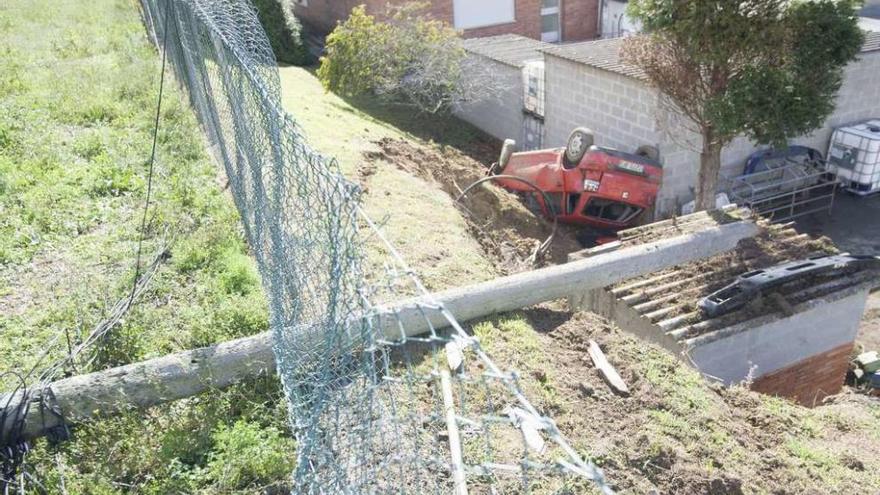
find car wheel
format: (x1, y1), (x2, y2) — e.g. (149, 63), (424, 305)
(635, 144), (660, 162)
(564, 127), (594, 168)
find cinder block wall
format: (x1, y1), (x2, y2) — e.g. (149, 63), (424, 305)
(544, 55), (660, 152)
(454, 56), (525, 142)
(654, 51), (880, 211)
(543, 51), (880, 215)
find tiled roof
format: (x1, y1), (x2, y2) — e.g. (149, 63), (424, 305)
(540, 37), (645, 79)
(542, 30), (880, 80)
(462, 34), (549, 68)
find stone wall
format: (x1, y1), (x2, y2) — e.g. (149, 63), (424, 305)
(454, 56), (526, 142)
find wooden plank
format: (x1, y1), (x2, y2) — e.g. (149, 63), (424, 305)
(587, 340), (629, 396)
(440, 368), (468, 495)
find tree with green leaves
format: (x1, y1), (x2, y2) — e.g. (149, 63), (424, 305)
(622, 0), (864, 211)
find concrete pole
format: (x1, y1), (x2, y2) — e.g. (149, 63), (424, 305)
(0, 219), (759, 443)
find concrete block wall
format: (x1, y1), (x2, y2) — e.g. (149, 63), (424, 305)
(454, 56), (526, 142)
(544, 55), (660, 152)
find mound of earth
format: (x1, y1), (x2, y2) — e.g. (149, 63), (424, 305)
(363, 138), (583, 273)
(481, 307), (880, 494)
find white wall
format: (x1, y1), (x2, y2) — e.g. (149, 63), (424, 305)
(454, 55), (526, 143)
(689, 288), (868, 385)
(544, 50), (880, 215)
(601, 0), (640, 38)
(453, 0), (515, 29)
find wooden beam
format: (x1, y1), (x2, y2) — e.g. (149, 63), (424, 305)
(1, 218), (759, 443)
(588, 340), (629, 396)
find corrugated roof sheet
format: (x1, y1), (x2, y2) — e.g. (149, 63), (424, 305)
(863, 30), (880, 53)
(543, 30), (880, 80)
(462, 34), (549, 68)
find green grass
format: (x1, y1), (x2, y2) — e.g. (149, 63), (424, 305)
(278, 66), (495, 292)
(0, 0), (293, 492)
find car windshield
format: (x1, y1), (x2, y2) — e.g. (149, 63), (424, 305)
(583, 198), (642, 223)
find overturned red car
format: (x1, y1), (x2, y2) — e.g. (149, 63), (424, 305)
(491, 128), (663, 231)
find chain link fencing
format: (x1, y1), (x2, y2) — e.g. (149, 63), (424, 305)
(139, 0), (612, 492)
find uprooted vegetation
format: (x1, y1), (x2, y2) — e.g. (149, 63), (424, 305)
(3, 0), (879, 492)
(363, 137), (583, 272)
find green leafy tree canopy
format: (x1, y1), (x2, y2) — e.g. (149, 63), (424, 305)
(623, 0), (864, 211)
(317, 3), (497, 113)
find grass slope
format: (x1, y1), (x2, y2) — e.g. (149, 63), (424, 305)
(1, 0), (293, 492)
(3, 0), (879, 493)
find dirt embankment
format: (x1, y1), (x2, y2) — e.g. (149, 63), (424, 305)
(362, 138), (583, 273)
(505, 308), (880, 494)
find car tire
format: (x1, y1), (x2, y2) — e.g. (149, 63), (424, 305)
(564, 127), (594, 168)
(635, 144), (660, 162)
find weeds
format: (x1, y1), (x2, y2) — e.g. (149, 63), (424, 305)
(0, 0), (285, 491)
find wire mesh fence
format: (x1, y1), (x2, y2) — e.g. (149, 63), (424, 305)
(139, 0), (611, 492)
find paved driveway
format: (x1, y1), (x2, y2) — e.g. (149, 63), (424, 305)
(796, 192), (880, 351)
(796, 192), (880, 255)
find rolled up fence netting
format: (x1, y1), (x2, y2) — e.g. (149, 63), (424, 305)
(138, 0), (612, 493)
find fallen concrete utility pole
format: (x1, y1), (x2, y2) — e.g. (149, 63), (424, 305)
(1, 218), (759, 443)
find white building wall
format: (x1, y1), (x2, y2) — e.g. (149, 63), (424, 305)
(544, 51), (880, 215)
(454, 55), (526, 143)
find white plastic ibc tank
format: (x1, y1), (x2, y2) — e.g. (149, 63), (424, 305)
(827, 119), (880, 195)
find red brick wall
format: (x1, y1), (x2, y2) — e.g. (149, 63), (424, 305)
(751, 343), (854, 407)
(562, 0), (599, 41)
(294, 0), (598, 42)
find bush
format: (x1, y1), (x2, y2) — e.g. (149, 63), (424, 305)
(204, 420), (296, 491)
(252, 0), (312, 66)
(318, 3), (496, 113)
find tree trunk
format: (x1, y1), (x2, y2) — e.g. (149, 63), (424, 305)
(696, 127), (724, 211)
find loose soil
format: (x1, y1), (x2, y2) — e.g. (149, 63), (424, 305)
(500, 307), (880, 494)
(362, 138), (583, 273)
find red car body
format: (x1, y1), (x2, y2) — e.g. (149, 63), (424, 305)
(495, 146), (663, 231)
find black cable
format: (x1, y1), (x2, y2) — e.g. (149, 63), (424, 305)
(130, 0), (171, 304)
(0, 4), (175, 493)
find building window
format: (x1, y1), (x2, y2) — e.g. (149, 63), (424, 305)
(541, 0), (560, 42)
(453, 0), (515, 30)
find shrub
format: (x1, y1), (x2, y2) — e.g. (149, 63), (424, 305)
(204, 420), (296, 491)
(252, 0), (312, 66)
(318, 3), (497, 114)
